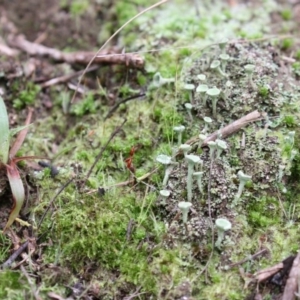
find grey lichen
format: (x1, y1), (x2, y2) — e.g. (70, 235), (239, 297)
(184, 42), (293, 122)
(157, 40), (300, 258)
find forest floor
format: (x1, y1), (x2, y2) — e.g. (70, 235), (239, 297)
(0, 0), (300, 299)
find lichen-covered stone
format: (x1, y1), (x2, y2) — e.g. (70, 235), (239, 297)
(160, 41), (300, 254)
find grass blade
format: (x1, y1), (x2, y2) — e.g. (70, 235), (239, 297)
(0, 96), (10, 163)
(3, 161), (25, 232)
(9, 108), (33, 159)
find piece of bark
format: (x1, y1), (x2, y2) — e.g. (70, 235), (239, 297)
(7, 34), (144, 68)
(253, 262), (284, 283)
(203, 110), (262, 146)
(282, 251), (300, 300)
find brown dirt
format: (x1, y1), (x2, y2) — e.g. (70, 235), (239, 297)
(1, 0), (113, 50)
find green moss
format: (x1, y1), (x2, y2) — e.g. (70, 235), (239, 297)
(71, 92), (98, 116)
(4, 1), (300, 299)
(282, 115), (297, 128)
(290, 152), (300, 182)
(178, 48), (193, 58)
(137, 73), (147, 86)
(114, 2), (139, 26)
(0, 270), (29, 299)
(70, 0), (89, 17)
(247, 196), (280, 228)
(118, 84), (140, 98)
(292, 62), (300, 76)
(258, 85), (269, 98)
(0, 234), (11, 263)
(281, 9), (292, 21)
(248, 211), (276, 227)
(281, 38), (294, 51)
(13, 82), (40, 109)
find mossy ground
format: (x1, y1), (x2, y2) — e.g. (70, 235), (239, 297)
(1, 0), (300, 299)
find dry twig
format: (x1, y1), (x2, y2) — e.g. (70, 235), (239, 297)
(104, 92), (146, 120)
(186, 110), (263, 147)
(1, 240), (29, 269)
(71, 0), (169, 103)
(8, 35), (144, 68)
(39, 65), (99, 88)
(225, 248), (268, 270)
(37, 178), (75, 230)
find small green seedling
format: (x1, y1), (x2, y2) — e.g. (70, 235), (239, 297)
(207, 141), (217, 160)
(193, 171), (204, 194)
(197, 74), (206, 81)
(203, 116), (212, 133)
(183, 83), (195, 102)
(178, 201), (192, 223)
(235, 170), (252, 201)
(215, 139), (227, 159)
(206, 87), (221, 118)
(218, 38), (228, 53)
(151, 72), (175, 89)
(210, 60), (227, 77)
(198, 134), (207, 149)
(215, 218), (232, 249)
(185, 154), (201, 202)
(156, 154), (173, 187)
(179, 144), (192, 157)
(277, 165), (285, 182)
(244, 64), (256, 89)
(173, 125), (185, 146)
(219, 53), (230, 71)
(159, 190), (170, 205)
(196, 84), (208, 106)
(184, 103), (193, 122)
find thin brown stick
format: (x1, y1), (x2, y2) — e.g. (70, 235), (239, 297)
(186, 110), (263, 147)
(83, 119), (127, 186)
(8, 35), (144, 68)
(1, 240), (29, 269)
(71, 0), (169, 103)
(39, 65), (99, 88)
(254, 262), (285, 283)
(20, 265), (42, 300)
(37, 178), (74, 230)
(104, 92), (146, 120)
(225, 248), (268, 270)
(282, 250), (300, 300)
